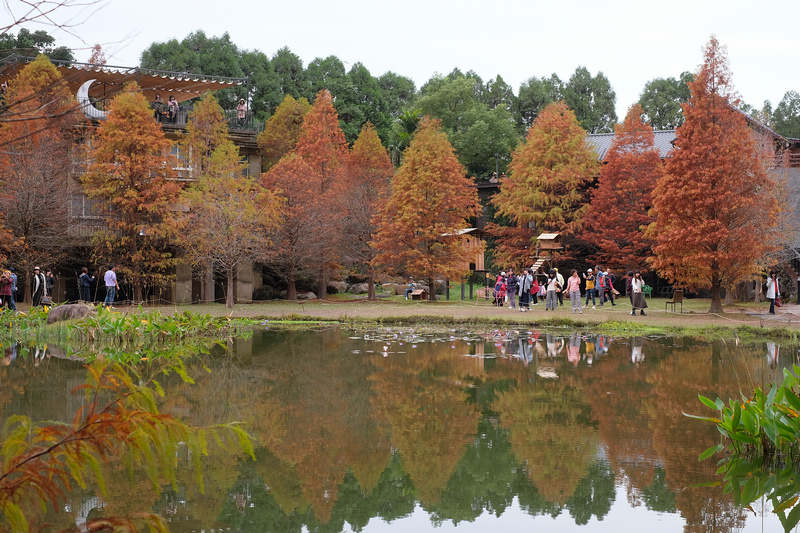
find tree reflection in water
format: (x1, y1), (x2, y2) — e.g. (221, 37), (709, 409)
(2, 328), (792, 532)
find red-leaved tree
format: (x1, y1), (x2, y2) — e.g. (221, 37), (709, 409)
(584, 104), (662, 272)
(646, 37), (780, 313)
(371, 117), (481, 301)
(342, 122), (395, 300)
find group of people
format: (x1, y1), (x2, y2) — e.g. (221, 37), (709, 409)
(79, 265), (119, 308)
(492, 266), (650, 316)
(153, 93), (179, 123)
(0, 266), (57, 311)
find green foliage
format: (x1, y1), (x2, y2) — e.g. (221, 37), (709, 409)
(773, 91), (800, 139)
(562, 67), (617, 133)
(0, 28), (74, 61)
(636, 72), (693, 130)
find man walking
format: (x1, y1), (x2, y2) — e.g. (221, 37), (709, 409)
(104, 265), (119, 308)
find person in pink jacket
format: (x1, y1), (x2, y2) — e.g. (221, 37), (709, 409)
(566, 269), (583, 314)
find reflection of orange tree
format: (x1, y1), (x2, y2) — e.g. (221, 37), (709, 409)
(368, 346), (481, 504)
(493, 381), (598, 505)
(247, 329), (388, 522)
(580, 339), (754, 532)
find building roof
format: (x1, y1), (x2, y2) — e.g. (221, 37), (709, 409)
(0, 55), (244, 104)
(587, 130), (677, 161)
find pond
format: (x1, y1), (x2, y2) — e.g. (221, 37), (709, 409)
(1, 326), (795, 532)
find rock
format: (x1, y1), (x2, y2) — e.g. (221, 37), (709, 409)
(297, 291), (317, 300)
(46, 303), (97, 324)
(327, 281), (347, 294)
(349, 283), (369, 294)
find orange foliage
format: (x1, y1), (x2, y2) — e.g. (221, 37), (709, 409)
(81, 83), (182, 303)
(491, 101), (599, 264)
(257, 94), (311, 171)
(646, 37), (780, 313)
(371, 117), (481, 300)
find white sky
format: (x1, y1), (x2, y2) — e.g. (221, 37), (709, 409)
(11, 0), (800, 117)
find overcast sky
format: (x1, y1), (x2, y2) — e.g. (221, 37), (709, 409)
(15, 0), (800, 117)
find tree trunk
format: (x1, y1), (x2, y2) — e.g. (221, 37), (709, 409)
(724, 284), (734, 305)
(287, 270), (297, 300)
(203, 262), (215, 303)
(428, 276), (436, 302)
(367, 266), (376, 301)
(709, 269), (723, 313)
(226, 267), (235, 308)
(317, 266), (327, 301)
(23, 273), (30, 305)
(133, 280), (142, 304)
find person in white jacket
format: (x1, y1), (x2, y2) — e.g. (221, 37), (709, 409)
(766, 271), (780, 315)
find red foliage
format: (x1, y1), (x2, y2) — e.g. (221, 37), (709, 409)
(585, 104), (662, 272)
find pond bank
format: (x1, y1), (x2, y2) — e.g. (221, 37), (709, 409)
(141, 298), (800, 340)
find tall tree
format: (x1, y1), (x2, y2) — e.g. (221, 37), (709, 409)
(257, 94), (311, 171)
(773, 90), (800, 138)
(371, 117), (481, 301)
(637, 72), (693, 130)
(272, 47), (310, 101)
(490, 101), (599, 265)
(584, 104), (662, 272)
(174, 93), (282, 307)
(516, 74), (562, 130)
(0, 28), (73, 61)
(342, 123), (395, 300)
(563, 67), (617, 133)
(378, 71), (417, 118)
(646, 37), (780, 313)
(336, 62), (391, 144)
(0, 55), (77, 302)
(262, 90), (349, 299)
(306, 55), (347, 96)
(81, 83), (182, 303)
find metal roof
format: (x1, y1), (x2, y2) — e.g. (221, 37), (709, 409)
(587, 130), (677, 161)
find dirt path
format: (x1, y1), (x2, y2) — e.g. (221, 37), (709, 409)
(143, 298), (800, 331)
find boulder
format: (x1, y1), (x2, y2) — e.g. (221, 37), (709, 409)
(46, 303), (97, 324)
(349, 283), (369, 294)
(297, 291), (317, 300)
(327, 281), (347, 294)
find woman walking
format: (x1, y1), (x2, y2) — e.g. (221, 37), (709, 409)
(567, 269), (582, 314)
(583, 268), (596, 309)
(630, 271), (648, 316)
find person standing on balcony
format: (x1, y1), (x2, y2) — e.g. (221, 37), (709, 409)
(153, 93), (164, 122)
(103, 265), (119, 308)
(31, 267), (45, 307)
(168, 95), (178, 124)
(237, 99), (247, 128)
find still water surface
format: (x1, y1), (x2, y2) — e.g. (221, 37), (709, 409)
(1, 327), (795, 532)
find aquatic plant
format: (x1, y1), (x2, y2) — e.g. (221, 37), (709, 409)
(688, 365), (800, 531)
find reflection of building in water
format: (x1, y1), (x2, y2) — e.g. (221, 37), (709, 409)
(631, 338), (644, 364)
(766, 342), (779, 366)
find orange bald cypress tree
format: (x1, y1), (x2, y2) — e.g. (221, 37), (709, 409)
(294, 90), (349, 299)
(646, 37), (779, 313)
(490, 101), (599, 265)
(371, 117), (481, 301)
(81, 83), (182, 303)
(257, 94), (311, 170)
(585, 104), (662, 272)
(344, 122), (394, 300)
(262, 90), (349, 299)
